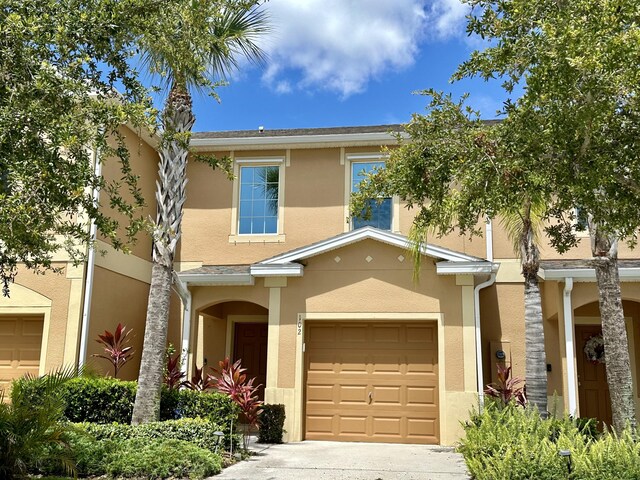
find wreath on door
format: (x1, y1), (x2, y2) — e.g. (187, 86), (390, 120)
(583, 334), (606, 365)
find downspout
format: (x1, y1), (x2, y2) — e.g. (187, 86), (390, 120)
(563, 277), (577, 416)
(173, 272), (192, 378)
(475, 218), (496, 409)
(78, 146), (102, 369)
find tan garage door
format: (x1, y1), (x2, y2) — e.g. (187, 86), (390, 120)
(0, 316), (44, 393)
(305, 321), (439, 444)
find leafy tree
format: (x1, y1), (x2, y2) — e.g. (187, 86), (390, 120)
(0, 0), (165, 296)
(351, 91), (553, 413)
(457, 0), (640, 433)
(131, 0), (269, 424)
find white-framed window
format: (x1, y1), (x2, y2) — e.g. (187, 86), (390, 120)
(343, 153), (398, 232)
(238, 165), (279, 235)
(230, 157), (285, 243)
(351, 161), (392, 230)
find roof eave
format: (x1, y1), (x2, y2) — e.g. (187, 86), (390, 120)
(176, 272), (255, 286)
(190, 131), (408, 151)
(436, 261), (500, 275)
(539, 267), (640, 282)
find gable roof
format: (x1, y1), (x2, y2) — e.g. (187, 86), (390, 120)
(251, 226), (496, 277)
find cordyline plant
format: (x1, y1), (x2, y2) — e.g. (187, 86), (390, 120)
(92, 323), (134, 378)
(163, 353), (186, 390)
(184, 365), (215, 391)
(484, 364), (527, 408)
(210, 358), (262, 451)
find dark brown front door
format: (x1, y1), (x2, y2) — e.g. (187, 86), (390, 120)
(575, 325), (612, 428)
(233, 322), (268, 401)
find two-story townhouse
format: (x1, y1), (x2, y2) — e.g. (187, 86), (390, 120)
(3, 123), (640, 446)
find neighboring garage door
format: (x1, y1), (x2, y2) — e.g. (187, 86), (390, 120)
(305, 321), (439, 444)
(0, 316), (44, 392)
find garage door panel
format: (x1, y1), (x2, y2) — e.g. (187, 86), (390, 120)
(0, 316), (44, 388)
(339, 384), (368, 404)
(0, 320), (17, 336)
(407, 386), (437, 406)
(372, 416), (402, 436)
(305, 321), (439, 444)
(340, 415), (367, 434)
(373, 325), (401, 343)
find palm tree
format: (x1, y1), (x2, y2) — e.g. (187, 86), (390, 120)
(131, 0), (269, 424)
(502, 198), (547, 414)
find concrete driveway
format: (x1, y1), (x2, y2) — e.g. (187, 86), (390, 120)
(214, 440), (470, 480)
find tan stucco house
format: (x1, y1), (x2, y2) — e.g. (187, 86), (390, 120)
(2, 124), (640, 445)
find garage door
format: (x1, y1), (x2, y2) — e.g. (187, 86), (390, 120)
(305, 321), (439, 444)
(0, 316), (44, 393)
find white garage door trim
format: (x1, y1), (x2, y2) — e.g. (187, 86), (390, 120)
(293, 312), (445, 444)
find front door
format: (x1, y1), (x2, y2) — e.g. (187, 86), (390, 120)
(575, 325), (612, 428)
(233, 322), (268, 401)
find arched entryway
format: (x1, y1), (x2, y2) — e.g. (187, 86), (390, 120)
(573, 299), (640, 427)
(196, 300), (268, 400)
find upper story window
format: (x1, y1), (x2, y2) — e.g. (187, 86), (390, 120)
(351, 161), (392, 230)
(238, 165), (280, 235)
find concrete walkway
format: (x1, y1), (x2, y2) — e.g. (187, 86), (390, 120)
(214, 440), (470, 480)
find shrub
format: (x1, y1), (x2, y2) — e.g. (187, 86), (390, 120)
(258, 404), (286, 444)
(78, 418), (225, 453)
(105, 437), (221, 479)
(459, 403), (640, 480)
(2, 368), (77, 479)
(16, 376), (238, 430)
(458, 403), (571, 479)
(60, 377), (137, 423)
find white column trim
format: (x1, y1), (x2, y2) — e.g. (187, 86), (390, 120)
(563, 278), (578, 416)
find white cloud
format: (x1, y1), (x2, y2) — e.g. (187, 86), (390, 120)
(427, 0), (469, 40)
(261, 0), (430, 97)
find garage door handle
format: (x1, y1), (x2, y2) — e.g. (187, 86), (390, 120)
(368, 392), (373, 404)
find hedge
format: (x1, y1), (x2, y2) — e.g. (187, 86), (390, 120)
(11, 376), (238, 434)
(258, 404), (286, 443)
(78, 418), (225, 453)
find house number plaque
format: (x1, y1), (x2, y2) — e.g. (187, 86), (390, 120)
(297, 316), (302, 335)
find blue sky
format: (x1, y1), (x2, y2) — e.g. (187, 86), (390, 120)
(186, 0), (513, 133)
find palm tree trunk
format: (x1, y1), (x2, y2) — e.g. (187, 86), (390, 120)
(521, 217), (547, 414)
(132, 83), (194, 424)
(591, 227), (636, 433)
(131, 262), (172, 424)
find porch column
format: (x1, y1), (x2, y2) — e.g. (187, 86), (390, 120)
(264, 277), (285, 403)
(457, 274), (477, 392)
(562, 278), (578, 416)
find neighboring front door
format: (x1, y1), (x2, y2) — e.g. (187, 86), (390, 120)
(233, 322), (268, 401)
(575, 325), (612, 428)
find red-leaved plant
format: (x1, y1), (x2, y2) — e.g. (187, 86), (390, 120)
(92, 323), (134, 378)
(210, 358), (263, 451)
(484, 363), (527, 407)
(164, 353), (186, 389)
(184, 365), (214, 391)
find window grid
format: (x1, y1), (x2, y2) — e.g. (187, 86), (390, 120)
(238, 165), (279, 235)
(351, 161), (392, 230)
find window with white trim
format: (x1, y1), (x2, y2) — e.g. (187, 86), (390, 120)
(351, 161), (391, 230)
(238, 165), (280, 235)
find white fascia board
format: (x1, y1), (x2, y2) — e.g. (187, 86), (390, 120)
(250, 263), (304, 277)
(260, 227), (483, 265)
(539, 267), (640, 282)
(436, 261), (499, 275)
(190, 131), (407, 151)
(177, 273), (255, 286)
